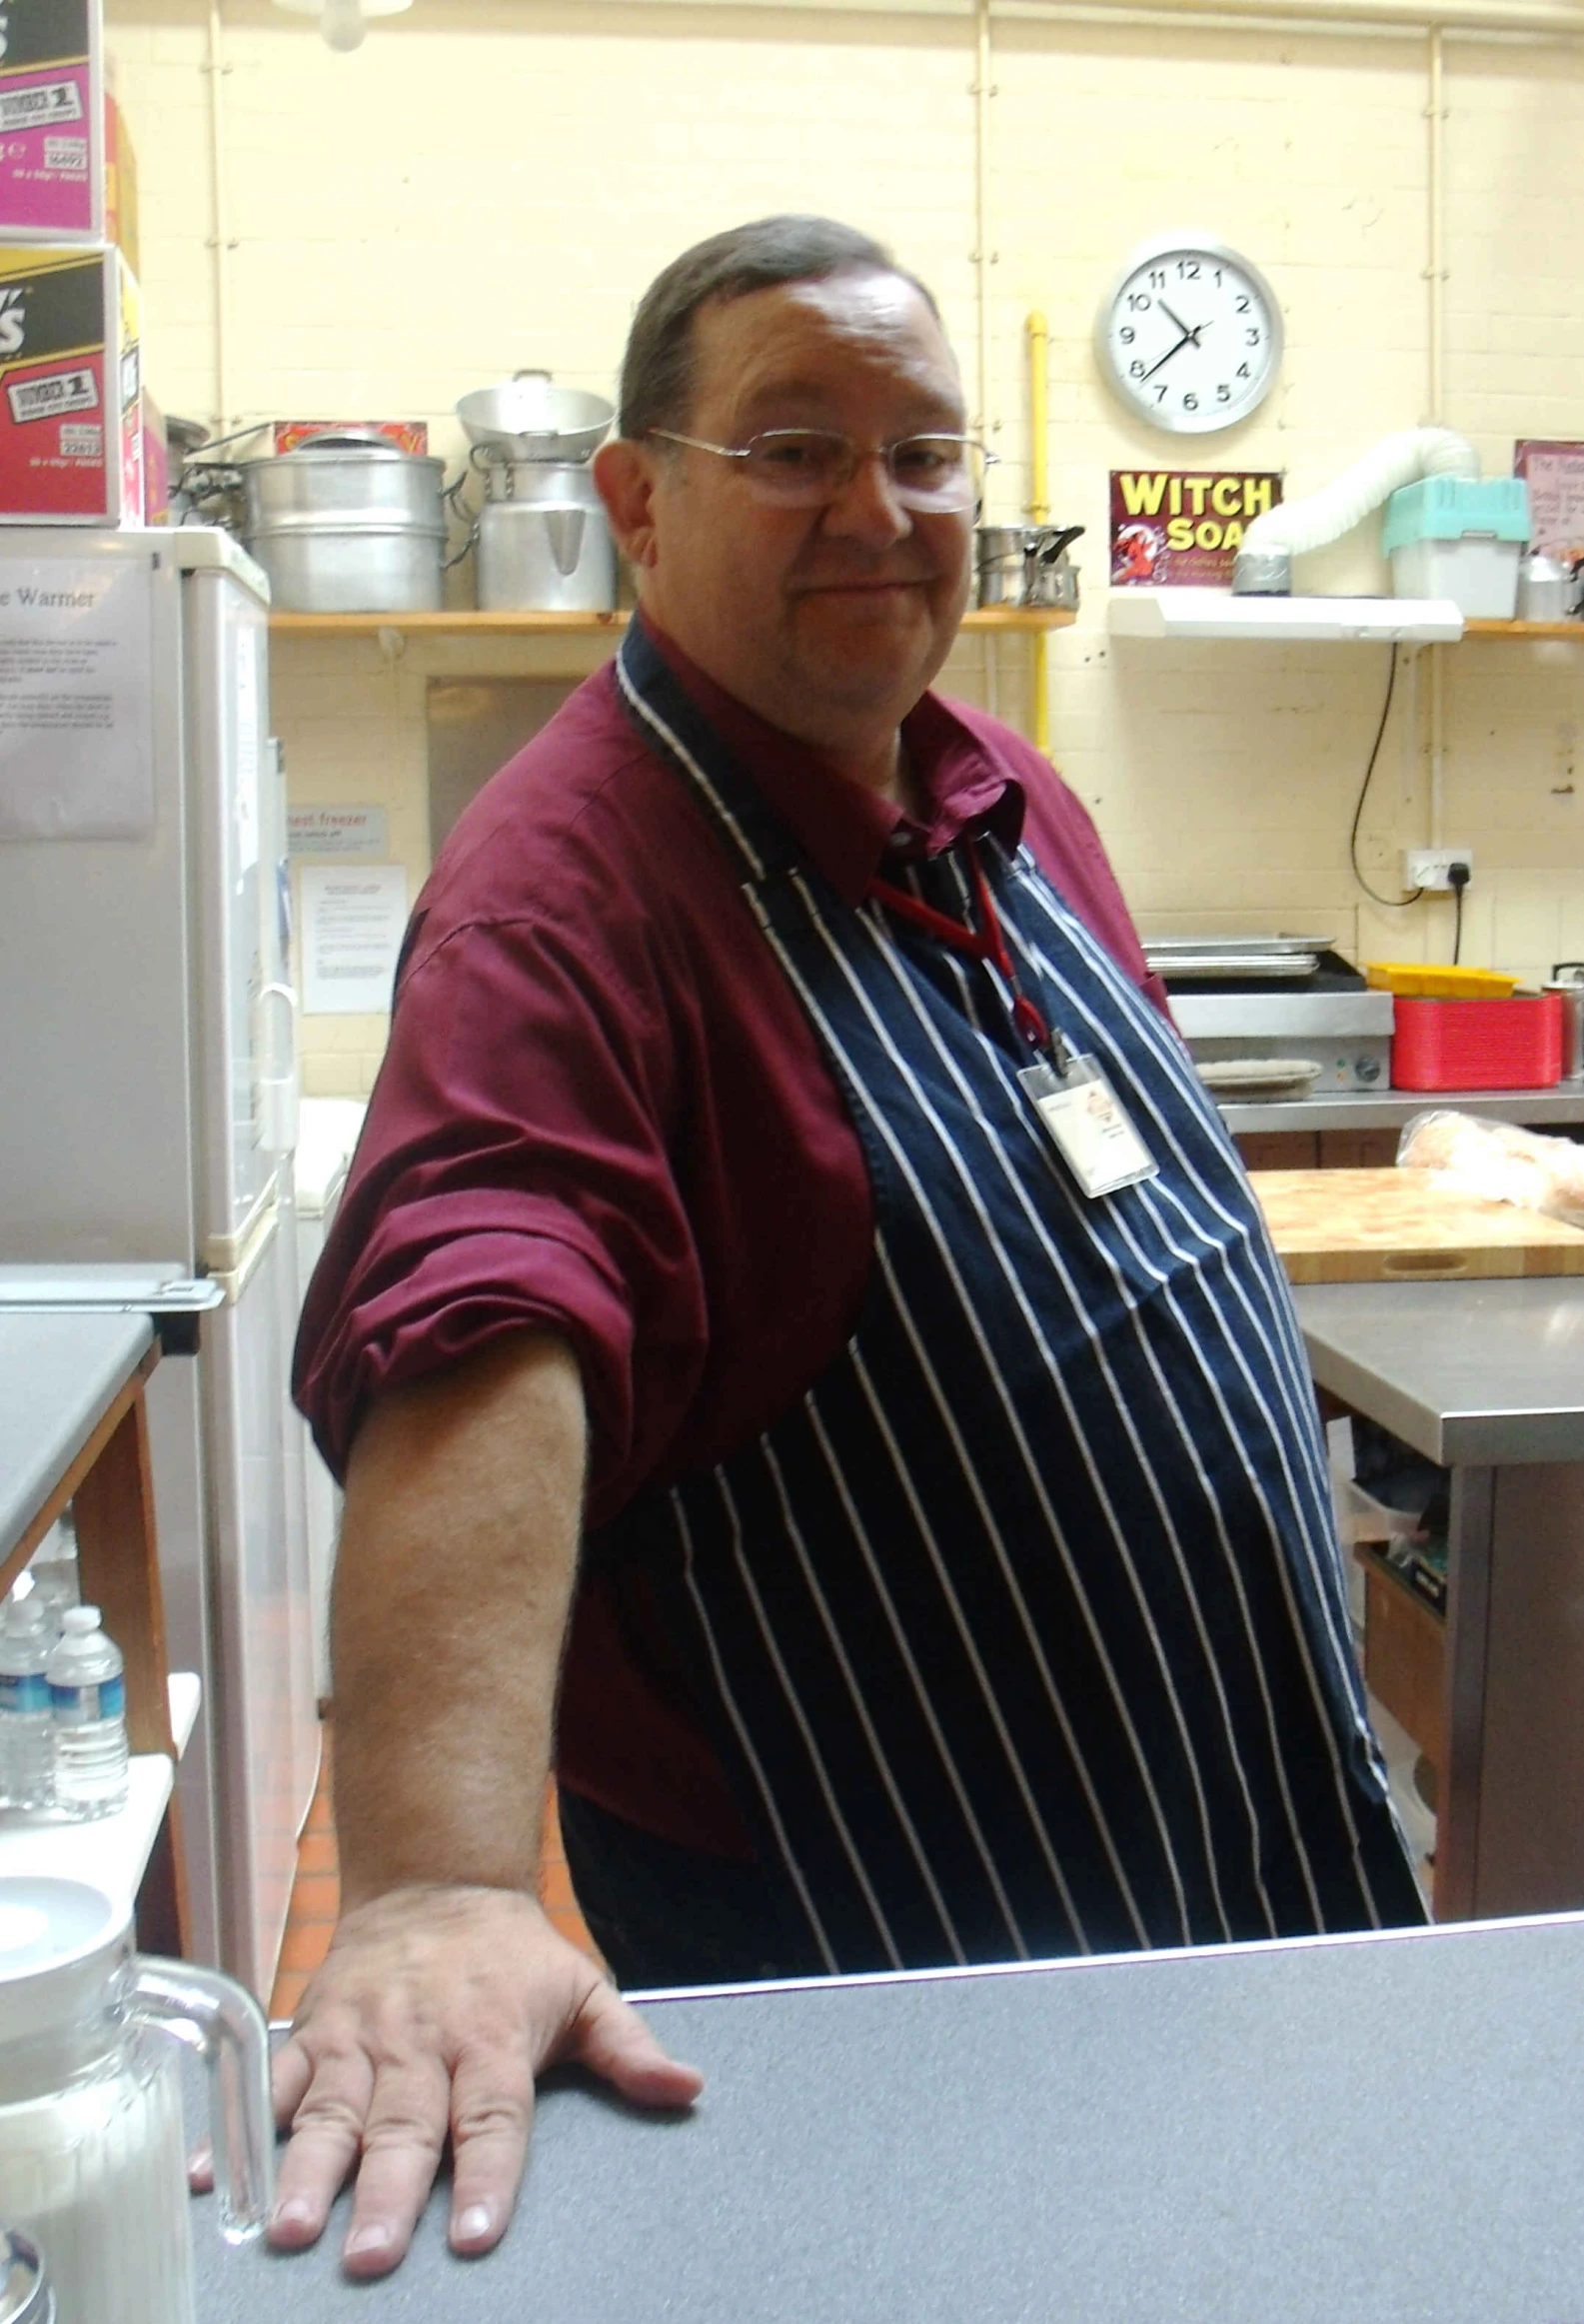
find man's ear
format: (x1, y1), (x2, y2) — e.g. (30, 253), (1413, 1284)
(593, 439), (662, 571)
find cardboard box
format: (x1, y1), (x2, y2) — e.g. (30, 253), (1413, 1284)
(0, 2), (138, 263)
(0, 245), (142, 523)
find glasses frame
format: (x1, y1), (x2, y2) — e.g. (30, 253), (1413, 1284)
(647, 425), (996, 514)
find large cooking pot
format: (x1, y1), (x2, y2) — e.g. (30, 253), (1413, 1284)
(238, 436), (447, 613)
(474, 458), (617, 613)
(457, 370), (612, 464)
(976, 523), (1084, 611)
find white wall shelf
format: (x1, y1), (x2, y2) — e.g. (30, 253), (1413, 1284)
(0, 1670), (200, 1905)
(1107, 589), (1465, 643)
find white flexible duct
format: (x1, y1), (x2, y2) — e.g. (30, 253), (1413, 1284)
(1234, 425), (1478, 588)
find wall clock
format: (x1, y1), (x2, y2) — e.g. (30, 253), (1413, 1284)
(1095, 236), (1282, 435)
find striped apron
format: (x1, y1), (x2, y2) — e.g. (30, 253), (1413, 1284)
(595, 622), (1425, 1976)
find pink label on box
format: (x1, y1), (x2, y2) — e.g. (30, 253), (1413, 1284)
(0, 64), (95, 236)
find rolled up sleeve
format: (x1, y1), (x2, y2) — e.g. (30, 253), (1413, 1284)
(292, 891), (711, 1526)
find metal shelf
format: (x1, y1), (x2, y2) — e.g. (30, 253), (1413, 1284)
(268, 606), (1076, 638)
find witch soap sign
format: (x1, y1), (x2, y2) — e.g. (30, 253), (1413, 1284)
(1110, 469), (1283, 587)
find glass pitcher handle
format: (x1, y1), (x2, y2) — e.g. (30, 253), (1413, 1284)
(134, 1958), (275, 2245)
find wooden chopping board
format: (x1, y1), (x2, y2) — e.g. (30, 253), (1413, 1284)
(1247, 1167), (1584, 1283)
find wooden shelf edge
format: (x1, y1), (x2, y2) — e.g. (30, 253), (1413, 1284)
(1463, 619), (1584, 640)
(268, 606), (1076, 638)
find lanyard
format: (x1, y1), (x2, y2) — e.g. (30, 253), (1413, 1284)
(866, 839), (1071, 1071)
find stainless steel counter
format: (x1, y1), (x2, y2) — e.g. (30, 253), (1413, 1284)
(1219, 1084), (1584, 1135)
(192, 1911), (1584, 2323)
(1293, 1277), (1584, 1465)
(0, 1308), (154, 1556)
(1296, 1277), (1584, 1923)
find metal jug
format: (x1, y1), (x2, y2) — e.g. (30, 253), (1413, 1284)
(471, 454), (617, 613)
(0, 1877), (272, 2324)
(975, 524), (1084, 611)
(1544, 963), (1584, 1082)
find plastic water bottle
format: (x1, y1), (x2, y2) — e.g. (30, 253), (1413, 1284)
(27, 1512), (79, 1635)
(0, 1590), (55, 1810)
(47, 1605), (128, 1819)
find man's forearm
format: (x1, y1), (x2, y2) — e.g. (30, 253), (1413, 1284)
(328, 1331), (587, 1911)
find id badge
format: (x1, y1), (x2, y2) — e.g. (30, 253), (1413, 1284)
(1017, 1053), (1158, 1198)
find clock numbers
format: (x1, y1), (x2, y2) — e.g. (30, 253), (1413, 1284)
(1098, 239), (1282, 434)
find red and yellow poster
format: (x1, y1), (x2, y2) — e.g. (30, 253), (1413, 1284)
(1109, 469), (1283, 588)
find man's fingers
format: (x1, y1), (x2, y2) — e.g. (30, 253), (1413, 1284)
(562, 1980), (706, 2110)
(271, 2036), (315, 2132)
(339, 2052), (453, 2278)
(446, 2043), (537, 2256)
(267, 2039), (376, 2251)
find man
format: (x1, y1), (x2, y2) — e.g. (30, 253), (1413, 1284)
(279, 216), (1423, 2277)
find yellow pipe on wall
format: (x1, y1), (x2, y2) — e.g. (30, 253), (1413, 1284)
(1026, 310), (1050, 754)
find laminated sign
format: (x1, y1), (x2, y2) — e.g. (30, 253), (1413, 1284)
(1109, 469), (1283, 587)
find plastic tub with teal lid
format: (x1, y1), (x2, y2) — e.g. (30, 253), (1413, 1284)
(1381, 476), (1531, 618)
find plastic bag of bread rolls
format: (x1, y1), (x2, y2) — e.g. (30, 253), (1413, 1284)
(1396, 1110), (1584, 1229)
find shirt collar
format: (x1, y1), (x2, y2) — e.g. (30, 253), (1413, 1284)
(638, 613), (1025, 906)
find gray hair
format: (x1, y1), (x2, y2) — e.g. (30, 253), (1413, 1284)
(617, 215), (941, 441)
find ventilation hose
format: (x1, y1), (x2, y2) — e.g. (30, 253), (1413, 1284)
(1233, 426), (1480, 594)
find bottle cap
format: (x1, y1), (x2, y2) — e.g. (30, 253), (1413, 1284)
(0, 1592), (48, 1632)
(60, 1606), (101, 1635)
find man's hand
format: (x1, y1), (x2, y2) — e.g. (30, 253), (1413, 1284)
(266, 1883), (703, 2277)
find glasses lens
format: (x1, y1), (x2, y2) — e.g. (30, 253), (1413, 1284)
(888, 437), (982, 512)
(742, 431), (850, 504)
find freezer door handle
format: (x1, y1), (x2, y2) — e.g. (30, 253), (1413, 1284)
(257, 981), (300, 1156)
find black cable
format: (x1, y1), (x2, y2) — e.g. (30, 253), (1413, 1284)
(1449, 859), (1470, 965)
(1349, 645), (1423, 910)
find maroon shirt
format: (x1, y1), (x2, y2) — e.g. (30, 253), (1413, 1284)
(294, 622), (1170, 1850)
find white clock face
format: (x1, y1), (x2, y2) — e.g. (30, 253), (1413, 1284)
(1097, 240), (1282, 434)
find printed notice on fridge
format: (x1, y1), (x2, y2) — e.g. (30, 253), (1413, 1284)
(301, 864), (409, 1015)
(0, 557), (154, 840)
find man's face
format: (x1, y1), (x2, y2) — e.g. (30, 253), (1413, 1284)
(599, 270), (975, 753)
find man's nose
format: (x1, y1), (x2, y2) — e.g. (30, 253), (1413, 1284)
(819, 450), (912, 544)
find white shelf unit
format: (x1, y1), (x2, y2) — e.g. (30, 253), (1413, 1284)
(1106, 588), (1465, 643)
(0, 1671), (200, 1902)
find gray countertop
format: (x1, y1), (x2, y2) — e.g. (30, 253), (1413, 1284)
(1294, 1276), (1584, 1464)
(0, 1308), (154, 1554)
(191, 1911), (1584, 2324)
(1220, 1084), (1584, 1135)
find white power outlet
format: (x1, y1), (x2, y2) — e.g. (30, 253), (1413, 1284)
(1404, 848), (1474, 891)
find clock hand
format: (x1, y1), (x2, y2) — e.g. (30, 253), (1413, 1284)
(1138, 330), (1190, 384)
(1157, 300), (1203, 345)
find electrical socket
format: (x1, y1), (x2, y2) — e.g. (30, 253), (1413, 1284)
(1405, 848), (1474, 891)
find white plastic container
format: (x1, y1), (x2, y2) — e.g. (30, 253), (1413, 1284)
(1387, 535), (1523, 619)
(1382, 475), (1530, 619)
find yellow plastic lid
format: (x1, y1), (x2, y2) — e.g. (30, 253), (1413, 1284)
(1364, 962), (1521, 1000)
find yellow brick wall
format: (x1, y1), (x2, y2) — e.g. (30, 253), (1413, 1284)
(103, 2), (1584, 1094)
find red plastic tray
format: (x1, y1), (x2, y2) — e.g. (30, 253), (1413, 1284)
(1391, 992), (1563, 1091)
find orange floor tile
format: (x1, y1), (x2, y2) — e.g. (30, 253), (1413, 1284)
(269, 1727), (600, 2022)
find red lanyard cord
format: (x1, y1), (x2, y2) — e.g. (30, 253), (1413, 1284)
(866, 839), (1053, 1056)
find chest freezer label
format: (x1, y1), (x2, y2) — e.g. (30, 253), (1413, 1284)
(0, 554), (154, 840)
(289, 804), (388, 858)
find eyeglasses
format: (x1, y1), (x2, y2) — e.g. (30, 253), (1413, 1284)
(648, 427), (994, 514)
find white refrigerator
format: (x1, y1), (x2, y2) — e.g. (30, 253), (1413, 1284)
(0, 526), (319, 2002)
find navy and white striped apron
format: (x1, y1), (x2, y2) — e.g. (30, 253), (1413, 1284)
(593, 622), (1424, 1976)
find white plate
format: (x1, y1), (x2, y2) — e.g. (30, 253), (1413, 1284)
(1194, 1056), (1325, 1097)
